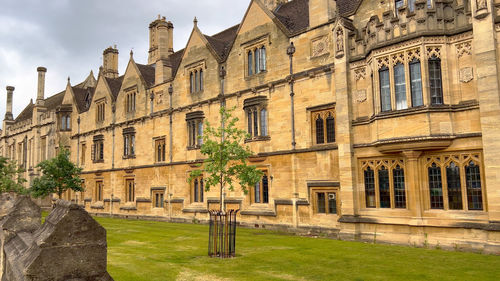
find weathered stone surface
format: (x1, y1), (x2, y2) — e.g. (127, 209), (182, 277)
(1, 198), (112, 281)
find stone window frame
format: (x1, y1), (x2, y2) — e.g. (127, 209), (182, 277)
(186, 60), (206, 94)
(191, 175), (204, 203)
(154, 136), (166, 163)
(94, 180), (104, 202)
(243, 96), (270, 142)
(307, 103), (336, 146)
(91, 135), (104, 163)
(243, 35), (269, 78)
(360, 158), (407, 209)
(250, 169), (270, 205)
(151, 187), (165, 208)
(95, 98), (106, 123)
(122, 127), (136, 159)
(125, 89), (137, 114)
(40, 137), (47, 162)
(422, 152), (486, 211)
(186, 111), (204, 150)
(310, 187), (340, 215)
(125, 177), (135, 203)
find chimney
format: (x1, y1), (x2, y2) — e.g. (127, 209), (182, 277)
(103, 46), (119, 79)
(155, 59), (172, 85)
(36, 67), (47, 105)
(309, 0), (337, 28)
(4, 86), (14, 120)
(148, 16), (174, 64)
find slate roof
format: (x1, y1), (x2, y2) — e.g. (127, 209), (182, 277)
(337, 0), (363, 16)
(105, 76), (124, 99)
(136, 63), (156, 87)
(73, 86), (95, 113)
(170, 49), (185, 77)
(14, 102), (34, 123)
(204, 24), (240, 61)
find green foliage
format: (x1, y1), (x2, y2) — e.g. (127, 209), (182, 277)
(31, 147), (83, 199)
(0, 156), (28, 194)
(189, 107), (263, 209)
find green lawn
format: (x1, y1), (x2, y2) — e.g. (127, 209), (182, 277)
(88, 216), (500, 281)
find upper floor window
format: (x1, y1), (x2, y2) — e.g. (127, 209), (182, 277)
(425, 153), (484, 211)
(311, 107), (335, 145)
(252, 171), (269, 204)
(409, 58), (423, 107)
(60, 114), (71, 131)
(126, 92), (136, 113)
(243, 96), (268, 141)
(362, 159), (407, 209)
(123, 128), (135, 158)
(394, 62), (407, 110)
(192, 176), (204, 203)
(189, 68), (204, 93)
(80, 143), (86, 166)
(92, 135), (104, 162)
(395, 0), (404, 15)
(96, 102), (105, 122)
(428, 55), (443, 105)
(247, 46), (267, 76)
(379, 66), (391, 112)
(186, 111), (204, 149)
(155, 137), (166, 162)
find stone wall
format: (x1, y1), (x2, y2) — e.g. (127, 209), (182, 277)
(0, 195), (113, 281)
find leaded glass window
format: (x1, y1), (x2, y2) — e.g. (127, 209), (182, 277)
(248, 51), (253, 75)
(393, 165), (406, 208)
(316, 115), (324, 144)
(379, 67), (391, 111)
(365, 167), (376, 208)
(394, 63), (407, 110)
(379, 166), (391, 208)
(429, 163), (444, 209)
(446, 162), (463, 210)
(466, 161), (483, 210)
(429, 56), (443, 105)
(260, 108), (268, 136)
(409, 58), (423, 107)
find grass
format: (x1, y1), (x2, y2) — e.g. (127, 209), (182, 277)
(78, 216), (500, 281)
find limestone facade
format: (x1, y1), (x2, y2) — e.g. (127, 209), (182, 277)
(2, 0), (500, 252)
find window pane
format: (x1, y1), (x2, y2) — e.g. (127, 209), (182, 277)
(195, 71), (199, 92)
(410, 60), (423, 107)
(155, 193), (159, 208)
(247, 110), (252, 136)
(466, 161), (483, 210)
(393, 165), (406, 208)
(394, 63), (407, 110)
(131, 135), (135, 155)
(328, 193), (337, 214)
(326, 115), (335, 143)
(262, 175), (269, 203)
(446, 162), (463, 210)
(317, 192), (326, 213)
(379, 68), (391, 111)
(364, 167), (376, 208)
(254, 181), (260, 203)
(248, 51), (253, 75)
(253, 110), (258, 137)
(194, 179), (199, 202)
(260, 47), (266, 71)
(197, 121), (203, 146)
(190, 72), (194, 93)
(316, 115), (324, 144)
(200, 70), (203, 91)
(379, 167), (391, 208)
(429, 57), (443, 105)
(395, 0), (404, 15)
(254, 49), (260, 74)
(260, 109), (267, 136)
(428, 163), (444, 209)
(161, 193), (164, 207)
(200, 178), (204, 202)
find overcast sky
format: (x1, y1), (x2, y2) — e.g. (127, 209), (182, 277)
(0, 0), (249, 125)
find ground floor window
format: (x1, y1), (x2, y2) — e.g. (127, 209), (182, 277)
(312, 188), (339, 215)
(252, 170), (269, 204)
(126, 179), (135, 202)
(361, 159), (406, 209)
(95, 181), (103, 202)
(192, 176), (204, 203)
(153, 191), (164, 208)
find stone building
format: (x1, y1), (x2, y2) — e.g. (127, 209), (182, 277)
(1, 0), (500, 252)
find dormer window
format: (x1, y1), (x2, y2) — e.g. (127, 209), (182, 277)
(96, 101), (105, 122)
(247, 46), (266, 76)
(126, 91), (136, 113)
(60, 114), (71, 131)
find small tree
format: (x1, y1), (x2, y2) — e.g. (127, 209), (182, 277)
(189, 106), (263, 211)
(31, 147), (83, 199)
(0, 156), (28, 194)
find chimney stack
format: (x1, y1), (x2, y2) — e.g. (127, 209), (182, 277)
(103, 46), (119, 79)
(309, 0), (337, 28)
(5, 86), (14, 120)
(148, 16), (174, 64)
(36, 67), (47, 105)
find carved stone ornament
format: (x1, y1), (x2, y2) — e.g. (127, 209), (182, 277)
(354, 67), (366, 81)
(311, 36), (329, 58)
(475, 0), (489, 19)
(456, 41), (472, 58)
(156, 91), (163, 104)
(459, 67), (474, 83)
(335, 27), (344, 58)
(356, 90), (367, 103)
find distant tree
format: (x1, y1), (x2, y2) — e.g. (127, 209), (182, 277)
(189, 107), (263, 211)
(31, 147), (83, 199)
(0, 156), (28, 194)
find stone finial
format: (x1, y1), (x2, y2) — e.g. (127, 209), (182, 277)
(130, 49), (134, 59)
(194, 17), (198, 27)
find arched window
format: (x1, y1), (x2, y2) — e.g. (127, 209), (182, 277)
(379, 166), (390, 208)
(465, 161), (483, 210)
(315, 115), (324, 144)
(248, 51), (253, 75)
(428, 163), (443, 209)
(260, 108), (267, 136)
(409, 58), (423, 107)
(394, 62), (407, 110)
(446, 162), (462, 210)
(254, 48), (260, 74)
(379, 66), (391, 112)
(364, 167), (375, 208)
(428, 55), (443, 105)
(260, 46), (266, 71)
(326, 113), (335, 143)
(393, 165), (406, 208)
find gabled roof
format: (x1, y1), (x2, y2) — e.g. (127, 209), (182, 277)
(105, 76), (124, 99)
(14, 90), (65, 124)
(170, 49), (185, 78)
(73, 86), (95, 113)
(337, 0), (363, 16)
(273, 0), (309, 34)
(136, 63), (155, 87)
(14, 102), (34, 123)
(204, 24), (240, 61)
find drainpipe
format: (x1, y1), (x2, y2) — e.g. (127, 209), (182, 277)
(287, 42), (299, 228)
(76, 117), (80, 167)
(219, 66), (226, 212)
(168, 84), (173, 221)
(111, 104), (116, 169)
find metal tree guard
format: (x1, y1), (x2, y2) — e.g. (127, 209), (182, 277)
(208, 209), (239, 258)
